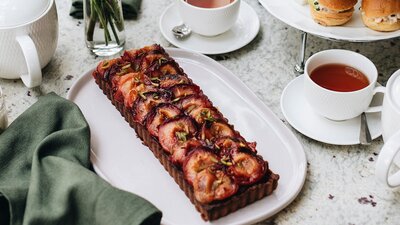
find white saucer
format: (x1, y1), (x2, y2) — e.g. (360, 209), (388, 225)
(159, 1), (260, 55)
(280, 75), (382, 145)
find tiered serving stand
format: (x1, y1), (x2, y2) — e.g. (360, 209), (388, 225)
(258, 0), (400, 75)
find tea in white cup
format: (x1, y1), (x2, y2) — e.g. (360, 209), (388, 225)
(376, 69), (400, 188)
(185, 0), (234, 8)
(177, 0), (240, 36)
(0, 0), (58, 88)
(303, 49), (384, 121)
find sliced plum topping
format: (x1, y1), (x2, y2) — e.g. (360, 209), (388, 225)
(159, 61), (182, 76)
(189, 107), (223, 125)
(159, 74), (191, 89)
(127, 83), (158, 108)
(132, 91), (171, 124)
(183, 148), (219, 186)
(193, 169), (238, 204)
(176, 95), (212, 114)
(158, 116), (197, 154)
(141, 54), (168, 71)
(228, 152), (266, 185)
(200, 120), (236, 143)
(170, 139), (203, 167)
(113, 72), (150, 107)
(145, 59), (182, 78)
(94, 58), (121, 80)
(122, 44), (165, 62)
(214, 137), (250, 156)
(169, 84), (201, 99)
(146, 104), (181, 137)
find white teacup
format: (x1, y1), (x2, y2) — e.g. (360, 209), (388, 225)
(0, 0), (58, 88)
(177, 0), (240, 36)
(304, 49), (384, 121)
(376, 69), (400, 188)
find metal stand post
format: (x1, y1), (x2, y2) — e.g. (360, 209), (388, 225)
(294, 32), (308, 76)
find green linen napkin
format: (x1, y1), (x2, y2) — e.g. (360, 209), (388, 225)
(70, 0), (142, 19)
(0, 93), (161, 225)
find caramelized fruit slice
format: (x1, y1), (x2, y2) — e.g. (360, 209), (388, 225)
(176, 95), (212, 113)
(193, 169), (238, 204)
(94, 58), (121, 80)
(146, 104), (181, 137)
(170, 139), (203, 166)
(214, 137), (249, 156)
(159, 61), (182, 76)
(132, 91), (171, 124)
(183, 148), (219, 186)
(125, 83), (159, 109)
(228, 152), (266, 185)
(200, 120), (236, 142)
(169, 84), (200, 99)
(158, 116), (197, 154)
(189, 107), (223, 125)
(145, 59), (182, 78)
(122, 44), (165, 64)
(159, 74), (191, 89)
(141, 54), (168, 71)
(214, 137), (246, 156)
(113, 72), (148, 106)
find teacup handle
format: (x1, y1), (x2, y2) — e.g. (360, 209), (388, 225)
(376, 130), (400, 187)
(16, 35), (42, 88)
(364, 86), (386, 113)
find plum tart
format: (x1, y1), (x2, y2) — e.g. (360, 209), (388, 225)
(92, 44), (279, 221)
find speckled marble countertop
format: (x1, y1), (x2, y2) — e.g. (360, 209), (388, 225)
(1, 0), (400, 224)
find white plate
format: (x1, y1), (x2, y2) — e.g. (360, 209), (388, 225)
(159, 1), (260, 55)
(67, 48), (306, 225)
(259, 0), (400, 42)
(281, 75), (383, 145)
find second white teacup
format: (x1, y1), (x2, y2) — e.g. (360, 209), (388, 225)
(177, 0), (240, 36)
(304, 49), (384, 121)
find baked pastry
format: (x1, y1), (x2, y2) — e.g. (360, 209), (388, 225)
(92, 44), (279, 221)
(308, 0), (357, 26)
(361, 0), (400, 32)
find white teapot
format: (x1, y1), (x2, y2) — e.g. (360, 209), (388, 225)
(376, 69), (400, 187)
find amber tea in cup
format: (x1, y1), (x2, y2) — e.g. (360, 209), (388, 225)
(185, 0), (234, 8)
(304, 49), (384, 121)
(310, 63), (370, 92)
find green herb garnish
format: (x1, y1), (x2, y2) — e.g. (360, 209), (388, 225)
(139, 92), (147, 100)
(201, 109), (215, 122)
(175, 131), (188, 142)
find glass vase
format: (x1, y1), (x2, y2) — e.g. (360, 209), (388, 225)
(84, 0), (126, 56)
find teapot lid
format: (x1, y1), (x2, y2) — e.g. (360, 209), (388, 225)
(388, 69), (400, 112)
(0, 0), (50, 28)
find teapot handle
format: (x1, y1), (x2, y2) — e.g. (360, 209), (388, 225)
(376, 130), (400, 187)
